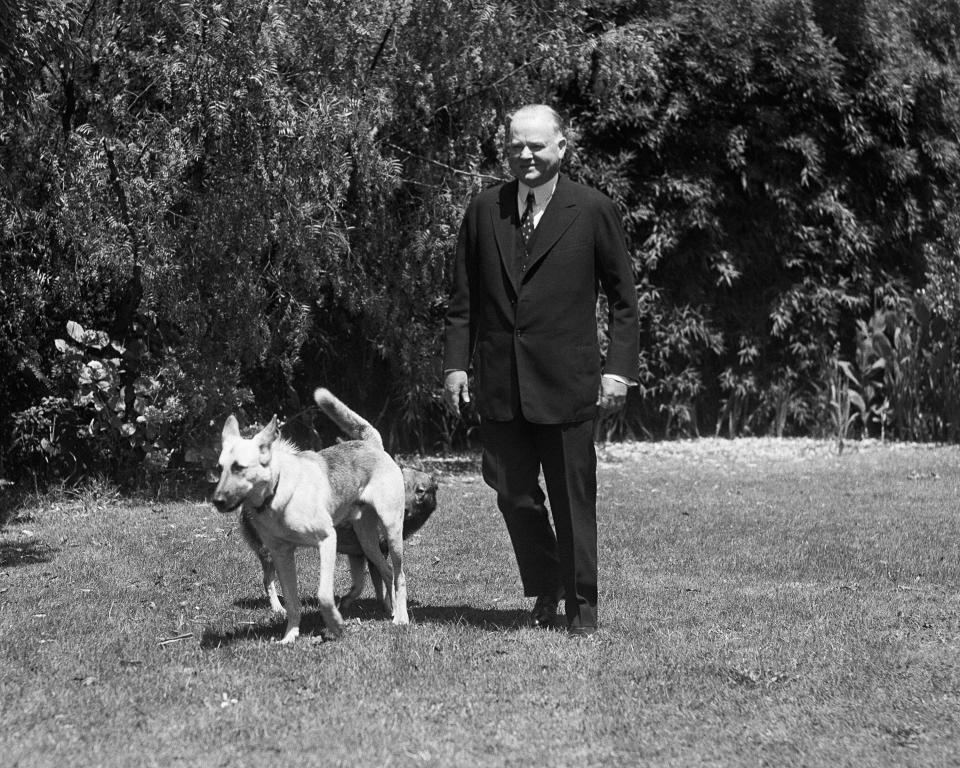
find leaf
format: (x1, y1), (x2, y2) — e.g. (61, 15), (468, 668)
(66, 321), (87, 344)
(837, 360), (859, 386)
(847, 390), (866, 413)
(66, 320), (110, 348)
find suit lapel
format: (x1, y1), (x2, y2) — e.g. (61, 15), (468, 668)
(524, 175), (581, 279)
(492, 180), (520, 295)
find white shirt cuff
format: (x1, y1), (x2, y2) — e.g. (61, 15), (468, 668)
(602, 373), (637, 387)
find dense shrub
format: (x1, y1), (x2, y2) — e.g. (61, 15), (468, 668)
(2, 0), (959, 487)
(562, 0), (960, 438)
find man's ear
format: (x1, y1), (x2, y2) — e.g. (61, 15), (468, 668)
(221, 414), (240, 442)
(256, 415), (278, 465)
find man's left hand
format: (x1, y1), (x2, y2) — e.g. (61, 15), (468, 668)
(597, 375), (628, 412)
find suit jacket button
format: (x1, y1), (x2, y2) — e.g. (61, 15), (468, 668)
(520, 265), (527, 272)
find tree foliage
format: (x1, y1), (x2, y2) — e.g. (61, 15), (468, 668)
(564, 0), (960, 437)
(1, 0), (960, 485)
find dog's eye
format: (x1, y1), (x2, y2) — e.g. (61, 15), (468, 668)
(231, 462), (243, 473)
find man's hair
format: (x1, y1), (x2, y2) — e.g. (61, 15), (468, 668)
(507, 104), (565, 137)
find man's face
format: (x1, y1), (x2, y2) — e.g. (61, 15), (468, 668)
(506, 110), (566, 187)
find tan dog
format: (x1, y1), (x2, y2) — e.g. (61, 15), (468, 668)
(212, 388), (408, 643)
(241, 465), (437, 613)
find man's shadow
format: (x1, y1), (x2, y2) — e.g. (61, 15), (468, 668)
(200, 596), (528, 648)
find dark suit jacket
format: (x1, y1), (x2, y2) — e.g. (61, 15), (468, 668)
(443, 174), (639, 424)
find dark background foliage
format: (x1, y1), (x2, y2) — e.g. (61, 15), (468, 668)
(2, 0), (960, 486)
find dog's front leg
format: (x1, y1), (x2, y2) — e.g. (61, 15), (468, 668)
(316, 533), (345, 639)
(366, 556), (387, 609)
(271, 545), (301, 644)
(258, 553), (285, 614)
(338, 554), (367, 613)
(239, 511), (285, 614)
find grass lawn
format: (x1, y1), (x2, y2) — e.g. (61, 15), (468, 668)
(1, 438), (959, 767)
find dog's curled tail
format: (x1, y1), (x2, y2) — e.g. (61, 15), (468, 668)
(313, 388), (384, 450)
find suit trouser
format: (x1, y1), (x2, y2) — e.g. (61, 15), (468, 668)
(480, 415), (598, 630)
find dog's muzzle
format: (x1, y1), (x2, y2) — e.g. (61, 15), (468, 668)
(211, 495), (240, 514)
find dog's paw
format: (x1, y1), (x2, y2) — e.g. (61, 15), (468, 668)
(276, 627), (300, 645)
(320, 623), (344, 642)
(322, 607), (346, 640)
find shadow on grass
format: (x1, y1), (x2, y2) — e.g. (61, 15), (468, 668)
(200, 614), (326, 648)
(411, 603), (527, 631)
(0, 538), (56, 568)
(203, 596), (394, 647)
(203, 597), (527, 647)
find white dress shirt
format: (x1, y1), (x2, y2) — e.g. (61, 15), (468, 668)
(517, 176), (559, 228)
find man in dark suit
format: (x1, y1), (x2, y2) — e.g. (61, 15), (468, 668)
(442, 104), (639, 637)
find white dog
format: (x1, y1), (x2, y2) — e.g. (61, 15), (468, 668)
(211, 388), (408, 643)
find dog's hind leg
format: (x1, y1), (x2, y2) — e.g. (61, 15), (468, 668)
(315, 532), (345, 639)
(377, 485), (409, 625)
(358, 464), (409, 625)
(358, 518), (408, 625)
(271, 544), (301, 644)
(383, 529), (409, 625)
(353, 511), (395, 617)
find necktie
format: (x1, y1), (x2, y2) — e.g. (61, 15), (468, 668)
(520, 191), (536, 248)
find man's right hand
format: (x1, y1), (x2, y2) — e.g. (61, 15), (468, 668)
(443, 370), (470, 417)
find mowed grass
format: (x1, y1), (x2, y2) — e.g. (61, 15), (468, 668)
(1, 439), (959, 767)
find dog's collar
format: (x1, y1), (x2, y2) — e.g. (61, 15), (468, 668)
(252, 472), (280, 513)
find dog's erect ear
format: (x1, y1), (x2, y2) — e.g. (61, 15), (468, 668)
(255, 415), (278, 465)
(222, 415), (240, 442)
(254, 415), (278, 445)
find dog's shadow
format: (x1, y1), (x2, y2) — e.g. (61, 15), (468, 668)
(0, 538), (56, 568)
(201, 596), (529, 648)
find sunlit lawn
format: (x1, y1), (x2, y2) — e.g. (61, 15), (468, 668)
(1, 438), (959, 767)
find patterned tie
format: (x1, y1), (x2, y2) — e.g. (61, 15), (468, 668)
(520, 191), (536, 249)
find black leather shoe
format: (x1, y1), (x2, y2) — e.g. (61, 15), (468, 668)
(530, 594), (560, 629)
